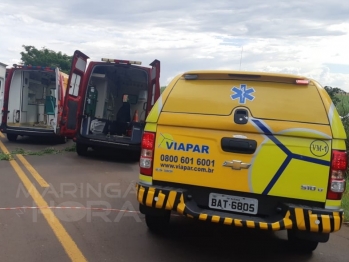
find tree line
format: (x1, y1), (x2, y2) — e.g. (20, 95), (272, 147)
(17, 45), (346, 99)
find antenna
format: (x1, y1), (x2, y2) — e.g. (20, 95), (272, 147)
(239, 46), (243, 70)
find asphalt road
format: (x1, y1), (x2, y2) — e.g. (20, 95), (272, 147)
(0, 134), (349, 262)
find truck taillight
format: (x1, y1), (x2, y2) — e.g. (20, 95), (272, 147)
(140, 132), (155, 176)
(327, 150), (347, 200)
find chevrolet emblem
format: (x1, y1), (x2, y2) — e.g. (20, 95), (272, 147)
(223, 160), (251, 170)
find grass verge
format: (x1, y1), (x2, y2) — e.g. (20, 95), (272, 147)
(0, 144), (76, 161)
(343, 178), (349, 223)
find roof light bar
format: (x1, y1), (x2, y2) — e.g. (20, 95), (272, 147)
(296, 79), (310, 85)
(101, 58), (142, 65)
(12, 64), (55, 71)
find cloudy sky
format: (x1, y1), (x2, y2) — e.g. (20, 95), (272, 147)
(1, 0), (349, 90)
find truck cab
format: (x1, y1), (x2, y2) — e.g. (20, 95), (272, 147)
(0, 64), (68, 142)
(60, 50), (161, 156)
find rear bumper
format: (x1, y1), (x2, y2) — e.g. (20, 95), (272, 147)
(136, 183), (344, 234)
(76, 135), (141, 152)
(0, 125), (58, 137)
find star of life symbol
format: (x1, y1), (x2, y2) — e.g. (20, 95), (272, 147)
(231, 84), (255, 104)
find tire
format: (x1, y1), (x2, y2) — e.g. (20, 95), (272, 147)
(145, 212), (171, 233)
(7, 133), (18, 142)
(76, 143), (88, 156)
(287, 230), (319, 252)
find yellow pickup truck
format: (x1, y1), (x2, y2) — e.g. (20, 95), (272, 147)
(136, 71), (347, 252)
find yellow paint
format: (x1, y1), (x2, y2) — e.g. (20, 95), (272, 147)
(246, 221), (255, 228)
(315, 84), (346, 139)
(332, 139), (346, 150)
(269, 159), (329, 202)
(331, 114), (347, 139)
(294, 208), (306, 230)
(0, 140), (10, 154)
(146, 101), (161, 124)
(329, 104), (347, 139)
(0, 132), (4, 138)
(234, 220), (243, 227)
(176, 195), (185, 214)
(0, 140), (87, 262)
(284, 220), (293, 229)
(162, 77), (329, 124)
(251, 139), (287, 194)
(259, 222), (268, 230)
(152, 112), (333, 202)
(139, 174), (152, 184)
(158, 112), (333, 139)
(266, 121), (332, 138)
(16, 154), (49, 188)
(153, 126), (266, 192)
(146, 187), (155, 206)
(155, 191), (166, 208)
(333, 212), (341, 231)
(199, 214), (208, 221)
(144, 123), (157, 133)
(325, 199), (342, 209)
(283, 211), (293, 229)
(165, 191), (177, 210)
(314, 83), (346, 139)
(138, 187), (145, 203)
(315, 83), (333, 115)
(309, 213), (320, 232)
(223, 218), (233, 225)
(211, 216), (220, 223)
(271, 222), (281, 230)
(321, 215), (331, 233)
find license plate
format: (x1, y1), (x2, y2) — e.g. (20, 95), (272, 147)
(209, 193), (258, 215)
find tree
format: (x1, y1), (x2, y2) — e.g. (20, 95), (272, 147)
(324, 86), (345, 106)
(160, 86), (166, 94)
(20, 45), (73, 74)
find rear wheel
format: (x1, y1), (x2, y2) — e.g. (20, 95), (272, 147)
(145, 212), (171, 233)
(7, 133), (18, 142)
(287, 230), (319, 252)
(76, 143), (88, 156)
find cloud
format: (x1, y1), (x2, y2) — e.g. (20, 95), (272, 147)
(0, 0), (348, 90)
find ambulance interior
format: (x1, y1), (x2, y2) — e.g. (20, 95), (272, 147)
(7, 70), (58, 130)
(80, 65), (149, 144)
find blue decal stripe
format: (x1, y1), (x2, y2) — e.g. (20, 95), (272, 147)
(266, 135), (292, 155)
(252, 119), (331, 195)
(252, 119), (272, 135)
(262, 156), (292, 195)
(252, 120), (291, 154)
(291, 154), (330, 166)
